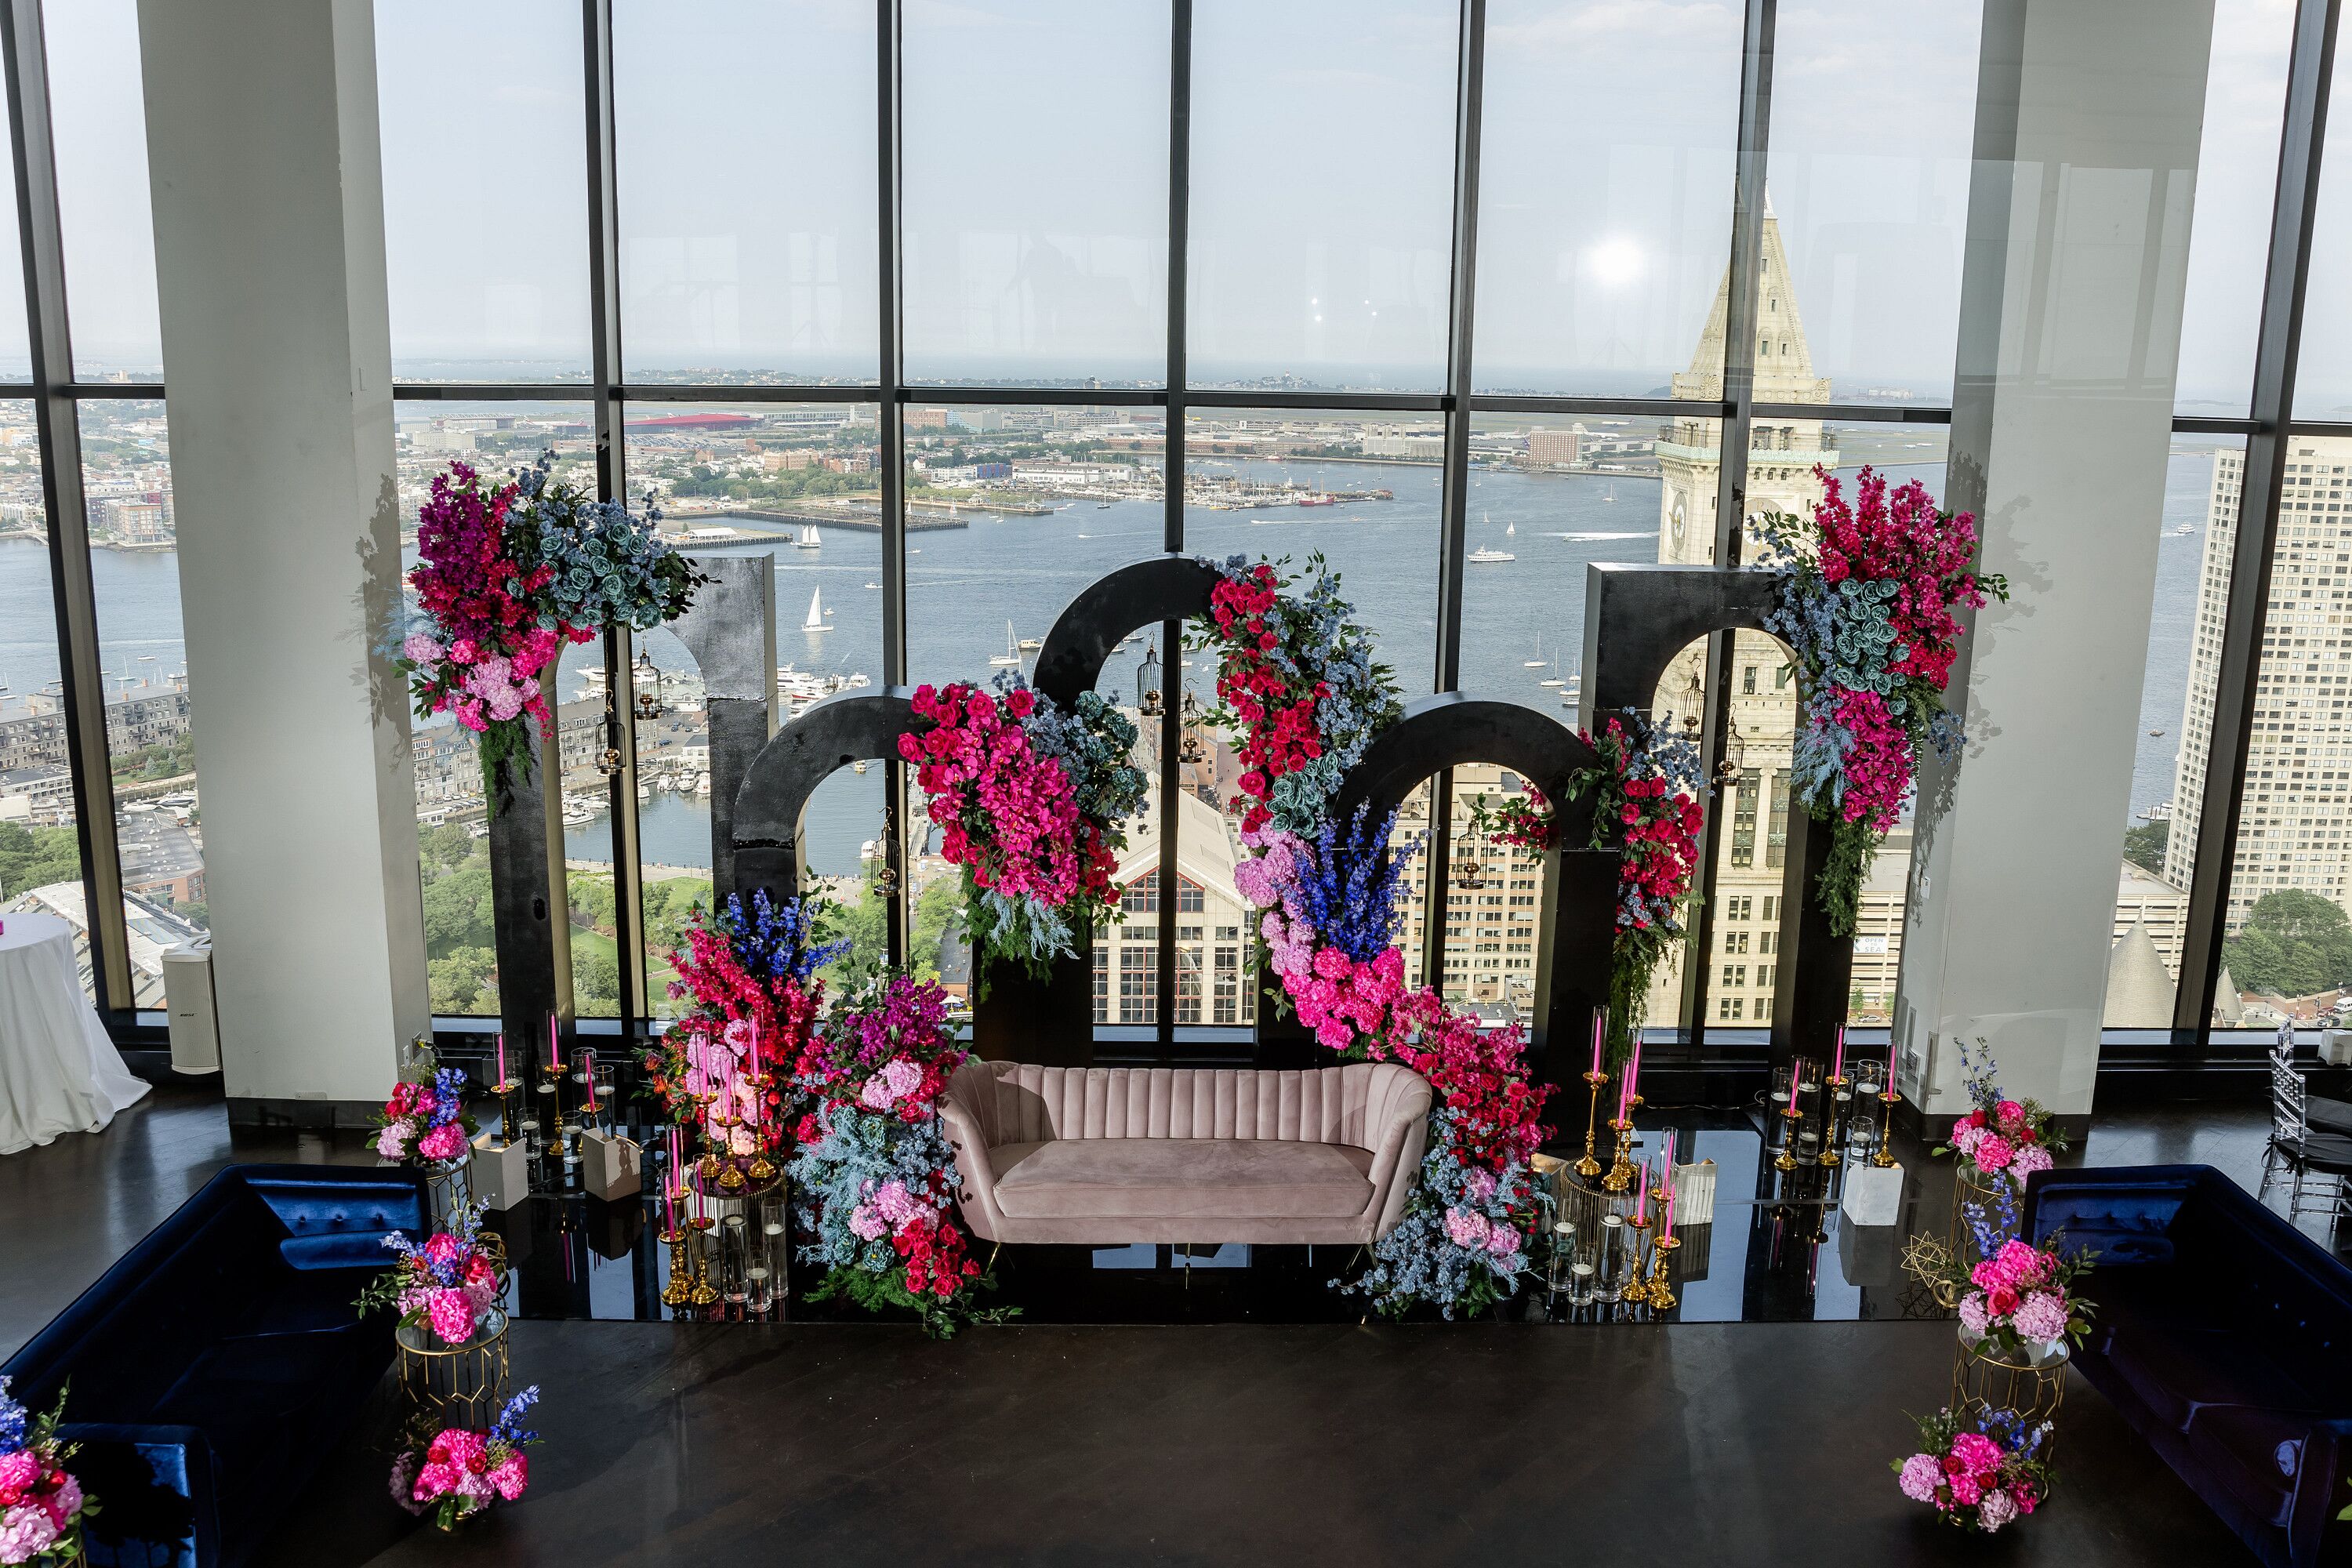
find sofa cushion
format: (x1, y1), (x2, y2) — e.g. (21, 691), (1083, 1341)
(992, 1138), (1375, 1220)
(2095, 1283), (2321, 1432)
(2182, 1403), (2314, 1530)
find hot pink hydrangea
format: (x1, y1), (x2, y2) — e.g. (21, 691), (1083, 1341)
(426, 1287), (477, 1345)
(417, 1122), (466, 1163)
(1896, 1452), (1943, 1503)
(1947, 1432), (2003, 1473)
(1994, 1099), (2025, 1129)
(0, 1453), (38, 1494)
(1946, 1471), (1983, 1506)
(1973, 1134), (2014, 1171)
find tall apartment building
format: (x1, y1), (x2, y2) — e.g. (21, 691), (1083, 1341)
(1646, 207), (1833, 1025)
(2165, 437), (2352, 950)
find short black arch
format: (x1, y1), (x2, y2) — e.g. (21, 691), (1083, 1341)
(1329, 694), (1617, 1087)
(1032, 553), (1224, 706)
(730, 688), (919, 902)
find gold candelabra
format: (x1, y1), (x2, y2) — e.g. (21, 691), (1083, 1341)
(1576, 1070), (1608, 1178)
(1602, 1117), (1637, 1192)
(1645, 1234), (1681, 1310)
(660, 1225), (694, 1308)
(1872, 1087), (1903, 1168)
(1774, 1102), (1803, 1172)
(489, 1079), (521, 1149)
(1819, 1074), (1849, 1167)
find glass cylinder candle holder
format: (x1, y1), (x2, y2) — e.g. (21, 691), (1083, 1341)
(1599, 1213), (1627, 1298)
(746, 1261), (774, 1316)
(757, 1192), (789, 1308)
(720, 1214), (749, 1306)
(519, 1116), (543, 1159)
(1570, 1261), (1599, 1310)
(1548, 1221), (1577, 1297)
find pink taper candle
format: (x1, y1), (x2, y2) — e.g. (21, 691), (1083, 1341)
(1833, 1024), (1846, 1081)
(1590, 1009), (1604, 1076)
(1626, 1039), (1642, 1109)
(495, 1032), (506, 1088)
(549, 1014), (561, 1070)
(1637, 1159), (1650, 1218)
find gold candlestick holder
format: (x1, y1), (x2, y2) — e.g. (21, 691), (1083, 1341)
(1871, 1087), (1902, 1167)
(660, 1226), (693, 1308)
(1575, 1070), (1608, 1178)
(1601, 1117), (1637, 1192)
(489, 1080), (521, 1149)
(689, 1243), (720, 1308)
(1773, 1104), (1803, 1172)
(1619, 1213), (1653, 1304)
(1819, 1074), (1849, 1167)
(1645, 1234), (1681, 1310)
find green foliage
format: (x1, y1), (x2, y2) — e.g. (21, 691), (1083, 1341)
(823, 875), (891, 988)
(909, 877), (964, 983)
(111, 734), (196, 783)
(422, 864), (495, 954)
(1813, 809), (1881, 938)
(2222, 888), (2352, 999)
(429, 946), (499, 1014)
(803, 1262), (1016, 1339)
(0, 821), (82, 898)
(572, 945), (620, 1015)
(2122, 820), (2169, 874)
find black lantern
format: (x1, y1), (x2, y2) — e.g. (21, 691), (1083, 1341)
(632, 649), (663, 722)
(1138, 638), (1163, 717)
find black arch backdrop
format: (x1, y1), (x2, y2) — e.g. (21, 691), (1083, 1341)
(717, 554), (1851, 1084)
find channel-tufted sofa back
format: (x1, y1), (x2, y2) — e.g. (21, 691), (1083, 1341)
(946, 1058), (1429, 1150)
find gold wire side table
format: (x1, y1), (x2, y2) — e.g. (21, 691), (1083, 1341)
(1951, 1330), (2067, 1453)
(395, 1308), (511, 1428)
(422, 1152), (474, 1232)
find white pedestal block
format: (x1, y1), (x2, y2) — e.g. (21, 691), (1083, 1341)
(581, 1129), (643, 1201)
(471, 1133), (532, 1212)
(1840, 1162), (1905, 1228)
(2321, 1030), (2352, 1067)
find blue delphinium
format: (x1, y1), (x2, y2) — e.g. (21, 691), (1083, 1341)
(1342, 1115), (1537, 1319)
(1290, 803), (1417, 961)
(724, 888), (849, 985)
(0, 1375), (26, 1450)
(489, 1385), (540, 1446)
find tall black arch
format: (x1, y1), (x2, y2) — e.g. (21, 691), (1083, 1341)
(1330, 694), (1617, 1091)
(1032, 553), (1224, 706)
(730, 688), (919, 905)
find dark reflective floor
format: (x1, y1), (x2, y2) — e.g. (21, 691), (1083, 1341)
(4, 1079), (2330, 1352)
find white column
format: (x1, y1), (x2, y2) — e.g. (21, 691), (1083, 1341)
(1894, 0), (2212, 1119)
(136, 0), (425, 1116)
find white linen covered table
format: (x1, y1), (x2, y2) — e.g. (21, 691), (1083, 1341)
(0, 912), (151, 1154)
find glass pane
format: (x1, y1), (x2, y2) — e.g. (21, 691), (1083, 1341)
(1763, 0), (1981, 403)
(613, 1), (879, 384)
(0, 97), (27, 379)
(377, 2), (591, 381)
(2181, 0), (2293, 417)
(2296, 22), (2352, 417)
(1442, 764), (1544, 1014)
(400, 402), (596, 1018)
(902, 0), (1168, 386)
(44, 0), (162, 379)
(1472, 0), (1741, 397)
(78, 401), (194, 1006)
(2185, 439), (2350, 1034)
(0, 401), (86, 991)
(1189, 0), (1456, 392)
(620, 402), (885, 1019)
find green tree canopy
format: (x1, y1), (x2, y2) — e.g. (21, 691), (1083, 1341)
(2222, 889), (2352, 998)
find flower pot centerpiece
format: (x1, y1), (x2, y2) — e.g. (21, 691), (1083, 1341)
(394, 456), (702, 1056)
(0, 1377), (97, 1567)
(1894, 1406), (2053, 1533)
(390, 1386), (540, 1532)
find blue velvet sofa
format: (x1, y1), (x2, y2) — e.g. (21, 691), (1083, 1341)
(2023, 1163), (2352, 1568)
(0, 1163), (428, 1568)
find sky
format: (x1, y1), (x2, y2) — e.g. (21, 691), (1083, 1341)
(5, 0), (2345, 412)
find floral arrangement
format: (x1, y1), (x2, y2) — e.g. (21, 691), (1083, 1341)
(644, 891), (844, 1184)
(899, 676), (1147, 989)
(358, 1202), (506, 1348)
(1192, 554), (1402, 833)
(1464, 780), (1560, 854)
(0, 1378), (93, 1567)
(395, 454), (699, 797)
(786, 975), (1010, 1336)
(1562, 711), (1704, 1063)
(390, 1386), (539, 1531)
(1758, 466), (2005, 934)
(1199, 554), (1551, 1317)
(372, 1065), (477, 1167)
(1894, 1406), (2052, 1533)
(1933, 1038), (2065, 1185)
(1232, 804), (1417, 1052)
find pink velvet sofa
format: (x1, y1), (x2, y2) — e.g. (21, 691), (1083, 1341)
(939, 1059), (1433, 1245)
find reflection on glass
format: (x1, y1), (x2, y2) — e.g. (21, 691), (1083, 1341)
(1189, 0), (1456, 390)
(0, 403), (85, 993)
(43, 0), (161, 378)
(1764, 0), (1980, 401)
(902, 0), (1168, 385)
(1438, 764), (1545, 1011)
(1473, 0), (1740, 397)
(614, 1), (879, 383)
(376, 0), (591, 379)
(2295, 21), (2352, 417)
(2175, 0), (2289, 418)
(402, 405), (596, 1018)
(76, 402), (195, 1006)
(619, 405), (885, 1019)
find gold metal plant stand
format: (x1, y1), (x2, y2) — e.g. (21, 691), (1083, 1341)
(1952, 1334), (2068, 1453)
(395, 1308), (511, 1428)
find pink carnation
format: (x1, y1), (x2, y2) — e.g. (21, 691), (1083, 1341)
(0, 1452), (39, 1494)
(1896, 1452), (1943, 1504)
(488, 1454), (528, 1501)
(1977, 1487), (2018, 1531)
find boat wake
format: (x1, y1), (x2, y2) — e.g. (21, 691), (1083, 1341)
(1548, 530), (1653, 541)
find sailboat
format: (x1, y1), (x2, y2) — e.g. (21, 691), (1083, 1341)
(989, 620), (1022, 666)
(1540, 657), (1565, 689)
(1524, 632), (1547, 668)
(1505, 520), (1515, 536)
(803, 588), (827, 632)
(796, 524), (822, 549)
(1604, 484), (1617, 503)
